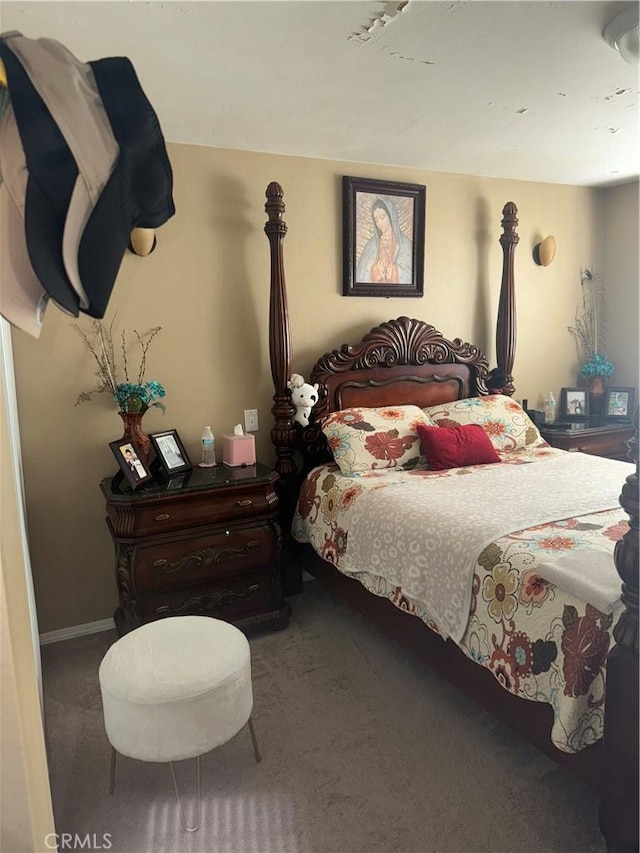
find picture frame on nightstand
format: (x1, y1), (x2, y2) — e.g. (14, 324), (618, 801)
(605, 387), (635, 420)
(109, 439), (154, 490)
(560, 387), (590, 420)
(150, 429), (192, 475)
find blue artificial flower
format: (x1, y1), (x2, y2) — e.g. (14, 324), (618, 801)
(145, 381), (166, 401)
(580, 353), (615, 379)
(114, 381), (166, 413)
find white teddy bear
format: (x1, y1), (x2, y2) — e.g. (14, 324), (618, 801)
(287, 373), (319, 427)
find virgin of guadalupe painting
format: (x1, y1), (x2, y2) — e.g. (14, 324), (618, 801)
(357, 195), (414, 284)
(343, 176), (425, 298)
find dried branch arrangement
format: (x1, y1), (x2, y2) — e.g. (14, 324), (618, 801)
(74, 318), (166, 412)
(568, 269), (614, 378)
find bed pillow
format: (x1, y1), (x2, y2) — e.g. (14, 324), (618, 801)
(417, 423), (501, 471)
(322, 405), (436, 475)
(422, 394), (545, 452)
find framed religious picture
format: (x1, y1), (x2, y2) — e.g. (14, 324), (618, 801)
(605, 387), (634, 420)
(342, 176), (426, 298)
(109, 438), (154, 490)
(560, 387), (590, 420)
(150, 429), (192, 475)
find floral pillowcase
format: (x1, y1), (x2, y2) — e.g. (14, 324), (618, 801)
(321, 405), (436, 475)
(422, 394), (546, 452)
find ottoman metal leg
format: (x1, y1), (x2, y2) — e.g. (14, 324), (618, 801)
(169, 756), (201, 832)
(248, 716), (262, 763)
(109, 747), (117, 795)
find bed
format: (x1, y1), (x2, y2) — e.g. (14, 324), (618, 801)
(262, 182), (639, 853)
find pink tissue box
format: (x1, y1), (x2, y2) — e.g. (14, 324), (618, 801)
(222, 433), (256, 467)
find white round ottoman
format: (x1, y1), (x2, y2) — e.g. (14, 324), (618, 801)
(99, 616), (261, 830)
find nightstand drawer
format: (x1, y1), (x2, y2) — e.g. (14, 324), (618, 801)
(125, 486), (275, 536)
(134, 523), (276, 592)
(141, 570), (272, 623)
(572, 433), (631, 459)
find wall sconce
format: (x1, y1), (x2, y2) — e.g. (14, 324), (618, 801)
(128, 227), (157, 257)
(604, 4), (640, 66)
(533, 235), (556, 266)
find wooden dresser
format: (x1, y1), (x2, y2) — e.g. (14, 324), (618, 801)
(540, 421), (634, 461)
(100, 463), (291, 636)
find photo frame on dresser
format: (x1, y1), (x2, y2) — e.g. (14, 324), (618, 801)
(605, 387), (634, 420)
(560, 387), (590, 420)
(109, 439), (154, 490)
(342, 176), (426, 298)
(150, 429), (192, 475)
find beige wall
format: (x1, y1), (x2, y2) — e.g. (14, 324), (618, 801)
(1, 376), (56, 851)
(601, 180), (639, 390)
(8, 144), (637, 632)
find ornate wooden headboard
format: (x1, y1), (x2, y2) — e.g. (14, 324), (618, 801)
(297, 316), (489, 471)
(311, 316), (489, 411)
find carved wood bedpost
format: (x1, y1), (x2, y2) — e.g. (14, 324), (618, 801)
(264, 182), (296, 478)
(264, 182), (302, 595)
(495, 202), (519, 396)
(599, 410), (639, 853)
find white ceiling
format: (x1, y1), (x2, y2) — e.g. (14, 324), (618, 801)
(2, 1), (639, 187)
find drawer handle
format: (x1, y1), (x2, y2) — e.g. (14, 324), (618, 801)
(248, 583), (260, 592)
(237, 499), (253, 507)
(155, 513), (170, 521)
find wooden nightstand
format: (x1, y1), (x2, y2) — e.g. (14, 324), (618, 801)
(100, 463), (291, 636)
(540, 421), (634, 461)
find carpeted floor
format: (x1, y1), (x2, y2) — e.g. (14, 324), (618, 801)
(41, 580), (605, 853)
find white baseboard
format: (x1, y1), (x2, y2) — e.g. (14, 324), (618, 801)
(39, 581), (316, 644)
(39, 617), (115, 646)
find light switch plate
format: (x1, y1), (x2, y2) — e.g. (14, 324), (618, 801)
(244, 409), (259, 432)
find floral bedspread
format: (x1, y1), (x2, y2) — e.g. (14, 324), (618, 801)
(292, 447), (632, 752)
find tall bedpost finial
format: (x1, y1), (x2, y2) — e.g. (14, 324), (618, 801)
(264, 182), (296, 477)
(496, 201), (519, 396)
(599, 407), (639, 852)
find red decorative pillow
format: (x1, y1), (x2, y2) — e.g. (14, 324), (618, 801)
(417, 423), (501, 471)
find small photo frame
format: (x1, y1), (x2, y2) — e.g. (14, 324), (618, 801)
(109, 439), (154, 489)
(605, 387), (634, 420)
(342, 176), (426, 298)
(150, 429), (192, 475)
(561, 387), (590, 420)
